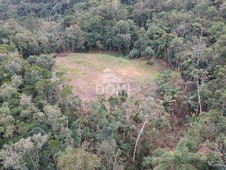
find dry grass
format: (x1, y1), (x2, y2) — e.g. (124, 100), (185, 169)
(54, 53), (166, 101)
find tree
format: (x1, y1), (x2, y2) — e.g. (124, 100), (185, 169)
(131, 0), (152, 27)
(37, 35), (51, 54)
(62, 15), (76, 28)
(57, 144), (100, 170)
(142, 46), (155, 63)
(35, 105), (68, 133)
(110, 20), (133, 55)
(153, 151), (206, 170)
(0, 144), (26, 169)
(24, 65), (51, 85)
(115, 20), (130, 34)
(14, 31), (40, 58)
(3, 57), (22, 77)
(132, 96), (169, 162)
(0, 103), (15, 138)
(128, 48), (139, 58)
(113, 33), (131, 55)
(27, 54), (55, 71)
(59, 85), (81, 116)
(23, 13), (38, 32)
(65, 24), (87, 51)
(0, 83), (17, 101)
(152, 138), (208, 170)
(201, 65), (226, 114)
(0, 133), (48, 169)
(11, 75), (23, 89)
(19, 94), (38, 119)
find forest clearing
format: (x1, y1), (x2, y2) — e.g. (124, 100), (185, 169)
(55, 53), (164, 101)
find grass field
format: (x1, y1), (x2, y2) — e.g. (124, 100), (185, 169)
(55, 53), (167, 101)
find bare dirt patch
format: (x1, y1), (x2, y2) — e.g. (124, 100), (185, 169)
(55, 53), (165, 101)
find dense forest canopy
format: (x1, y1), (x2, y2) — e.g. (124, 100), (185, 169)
(0, 0), (226, 169)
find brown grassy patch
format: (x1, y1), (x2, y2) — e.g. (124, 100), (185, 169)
(54, 53), (165, 101)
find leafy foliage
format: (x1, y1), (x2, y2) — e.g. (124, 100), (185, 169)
(0, 0), (226, 169)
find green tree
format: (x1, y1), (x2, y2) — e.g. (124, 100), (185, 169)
(57, 144), (101, 170)
(66, 24), (87, 51)
(0, 133), (48, 169)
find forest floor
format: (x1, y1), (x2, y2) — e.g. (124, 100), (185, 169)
(55, 53), (167, 102)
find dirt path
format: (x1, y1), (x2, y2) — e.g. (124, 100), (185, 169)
(55, 53), (164, 101)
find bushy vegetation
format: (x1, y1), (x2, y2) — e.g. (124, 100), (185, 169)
(0, 0), (226, 169)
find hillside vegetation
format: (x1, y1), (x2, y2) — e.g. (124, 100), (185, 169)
(0, 0), (226, 169)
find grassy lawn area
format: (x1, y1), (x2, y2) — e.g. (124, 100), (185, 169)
(54, 53), (166, 101)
